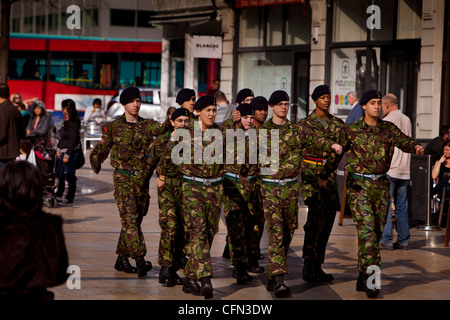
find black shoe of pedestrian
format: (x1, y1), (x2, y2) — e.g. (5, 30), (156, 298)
(199, 277), (214, 299)
(114, 256), (137, 274)
(232, 264), (252, 284)
(314, 262), (334, 282)
(182, 278), (201, 296)
(134, 256), (152, 277)
(273, 275), (290, 298)
(159, 266), (170, 284)
(302, 260), (317, 282)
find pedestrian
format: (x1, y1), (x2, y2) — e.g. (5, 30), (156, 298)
(259, 90), (342, 298)
(55, 99), (82, 205)
(161, 95), (223, 298)
(0, 161), (69, 299)
(26, 101), (51, 140)
(300, 85), (345, 283)
(319, 89), (424, 298)
(154, 107), (191, 286)
(380, 93), (413, 250)
(83, 98), (107, 123)
(223, 103), (261, 284)
(345, 91), (364, 124)
(0, 83), (26, 169)
(424, 125), (450, 165)
(89, 87), (170, 278)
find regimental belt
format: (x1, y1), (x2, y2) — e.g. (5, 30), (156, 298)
(116, 168), (139, 176)
(303, 157), (327, 166)
(224, 173), (256, 181)
(349, 172), (387, 181)
(182, 175), (223, 187)
(261, 177), (298, 186)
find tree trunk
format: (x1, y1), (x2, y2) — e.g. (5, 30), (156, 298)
(0, 0), (11, 83)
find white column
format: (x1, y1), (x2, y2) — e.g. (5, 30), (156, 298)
(219, 7), (235, 101)
(416, 0), (445, 139)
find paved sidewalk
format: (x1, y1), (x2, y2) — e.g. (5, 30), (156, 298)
(46, 153), (450, 301)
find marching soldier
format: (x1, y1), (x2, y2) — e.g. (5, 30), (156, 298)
(222, 103), (260, 284)
(90, 87), (170, 278)
(259, 90), (342, 298)
(161, 95), (223, 299)
(175, 88), (197, 124)
(153, 107), (190, 286)
(319, 89), (424, 298)
(300, 85), (345, 283)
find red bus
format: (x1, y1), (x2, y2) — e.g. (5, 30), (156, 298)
(7, 33), (162, 117)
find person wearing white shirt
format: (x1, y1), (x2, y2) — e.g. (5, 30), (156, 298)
(380, 93), (412, 250)
(84, 98), (106, 123)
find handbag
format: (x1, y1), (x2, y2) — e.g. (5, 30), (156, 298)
(76, 147), (85, 169)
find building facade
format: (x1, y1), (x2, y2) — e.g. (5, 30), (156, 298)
(152, 0), (448, 140)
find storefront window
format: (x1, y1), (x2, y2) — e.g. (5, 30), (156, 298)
(330, 47), (380, 117)
(239, 7), (264, 47)
(267, 5), (283, 46)
(333, 0), (367, 42)
(238, 51), (292, 118)
(169, 38), (185, 97)
(397, 0), (422, 39)
(370, 0), (395, 41)
(286, 3), (311, 45)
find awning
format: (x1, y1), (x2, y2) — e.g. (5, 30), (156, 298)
(235, 0), (305, 8)
(148, 10), (220, 25)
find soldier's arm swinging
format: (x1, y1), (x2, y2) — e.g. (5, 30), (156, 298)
(89, 122), (113, 174)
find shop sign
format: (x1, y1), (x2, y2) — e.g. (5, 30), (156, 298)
(193, 36), (222, 59)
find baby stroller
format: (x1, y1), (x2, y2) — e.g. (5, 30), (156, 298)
(32, 138), (58, 208)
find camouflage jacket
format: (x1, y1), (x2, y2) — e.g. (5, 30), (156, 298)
(160, 122), (224, 179)
(258, 118), (334, 179)
(320, 117), (419, 179)
(153, 130), (181, 179)
(90, 114), (170, 177)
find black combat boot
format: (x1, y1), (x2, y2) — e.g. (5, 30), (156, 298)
(232, 262), (253, 285)
(314, 261), (334, 282)
(114, 255), (137, 273)
(273, 275), (290, 298)
(247, 256), (264, 273)
(356, 271), (380, 298)
(166, 267), (183, 287)
(302, 259), (317, 282)
(159, 266), (170, 284)
(182, 277), (201, 296)
(134, 256), (152, 277)
(199, 277), (214, 299)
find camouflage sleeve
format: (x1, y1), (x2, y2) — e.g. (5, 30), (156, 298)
(147, 118), (172, 137)
(319, 126), (348, 180)
(297, 123), (334, 153)
(89, 122), (113, 173)
(159, 131), (180, 177)
(389, 122), (419, 153)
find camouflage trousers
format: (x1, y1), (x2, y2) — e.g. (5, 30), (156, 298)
(346, 176), (390, 273)
(182, 181), (223, 280)
(157, 178), (186, 270)
(302, 184), (339, 264)
(113, 171), (150, 258)
(261, 180), (299, 277)
(223, 176), (260, 266)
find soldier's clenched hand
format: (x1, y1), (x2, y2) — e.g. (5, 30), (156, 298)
(415, 144), (424, 155)
(331, 143), (343, 155)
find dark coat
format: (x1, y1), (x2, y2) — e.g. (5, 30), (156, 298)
(57, 118), (81, 157)
(0, 211), (69, 299)
(0, 100), (26, 160)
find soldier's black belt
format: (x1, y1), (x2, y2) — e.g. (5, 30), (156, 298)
(224, 173), (256, 182)
(303, 157), (327, 166)
(183, 175), (223, 187)
(116, 169), (139, 176)
(349, 173), (387, 181)
(261, 177), (297, 186)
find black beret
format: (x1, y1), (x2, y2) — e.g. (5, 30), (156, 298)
(194, 95), (216, 110)
(120, 87), (141, 105)
(311, 85), (331, 101)
(236, 103), (254, 117)
(235, 88), (254, 104)
(250, 96), (268, 110)
(360, 90), (382, 106)
(268, 90), (290, 105)
(176, 88), (196, 105)
(170, 107), (190, 121)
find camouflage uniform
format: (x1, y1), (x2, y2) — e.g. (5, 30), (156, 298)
(258, 119), (334, 277)
(152, 130), (186, 271)
(299, 111), (345, 267)
(160, 123), (224, 281)
(222, 118), (260, 271)
(90, 114), (169, 259)
(320, 118), (419, 274)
